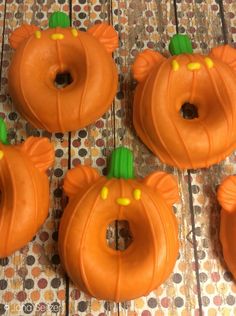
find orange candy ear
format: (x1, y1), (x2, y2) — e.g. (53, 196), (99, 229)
(9, 24), (40, 49)
(143, 171), (179, 206)
(132, 49), (166, 82)
(210, 45), (236, 71)
(87, 23), (118, 54)
(63, 165), (100, 198)
(19, 137), (54, 172)
(217, 176), (236, 212)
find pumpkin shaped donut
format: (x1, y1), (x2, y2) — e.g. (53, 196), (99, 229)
(132, 34), (236, 169)
(217, 176), (236, 278)
(0, 120), (54, 258)
(8, 12), (118, 132)
(59, 147), (179, 302)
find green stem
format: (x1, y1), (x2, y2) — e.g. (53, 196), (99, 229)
(0, 118), (9, 145)
(49, 12), (70, 29)
(169, 34), (193, 56)
(107, 147), (134, 179)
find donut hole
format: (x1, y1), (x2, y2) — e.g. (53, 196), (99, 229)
(180, 103), (199, 120)
(106, 220), (133, 251)
(54, 72), (73, 89)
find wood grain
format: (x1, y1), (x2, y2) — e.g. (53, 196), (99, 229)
(0, 0), (236, 315)
(176, 1), (236, 315)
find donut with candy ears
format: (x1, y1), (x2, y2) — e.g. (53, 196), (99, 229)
(8, 12), (118, 132)
(59, 147), (179, 302)
(132, 34), (236, 169)
(217, 176), (236, 278)
(0, 119), (54, 258)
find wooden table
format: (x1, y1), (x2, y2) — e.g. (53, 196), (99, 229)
(0, 0), (236, 315)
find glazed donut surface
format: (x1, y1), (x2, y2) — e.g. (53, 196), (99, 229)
(0, 137), (54, 258)
(133, 45), (236, 169)
(217, 176), (236, 279)
(59, 151), (179, 302)
(8, 21), (118, 132)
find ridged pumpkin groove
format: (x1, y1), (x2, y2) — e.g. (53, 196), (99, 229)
(132, 35), (236, 169)
(0, 123), (54, 258)
(217, 176), (236, 279)
(8, 12), (118, 132)
(58, 147), (179, 302)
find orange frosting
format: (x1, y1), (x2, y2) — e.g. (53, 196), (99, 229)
(8, 23), (118, 132)
(218, 175), (236, 278)
(59, 163), (179, 302)
(132, 45), (236, 169)
(0, 137), (54, 258)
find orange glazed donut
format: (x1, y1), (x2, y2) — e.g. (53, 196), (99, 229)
(0, 120), (54, 258)
(8, 12), (118, 132)
(132, 34), (236, 169)
(217, 176), (236, 278)
(58, 147), (179, 302)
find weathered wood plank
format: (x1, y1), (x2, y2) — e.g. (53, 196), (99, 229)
(221, 0), (236, 45)
(0, 2), (70, 315)
(70, 1), (199, 315)
(176, 0), (236, 315)
(0, 1), (6, 91)
(68, 1), (120, 315)
(114, 0), (200, 314)
(1, 0), (235, 315)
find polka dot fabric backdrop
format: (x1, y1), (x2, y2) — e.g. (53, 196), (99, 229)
(0, 0), (236, 316)
(0, 1), (69, 315)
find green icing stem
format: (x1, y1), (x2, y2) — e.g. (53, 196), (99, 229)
(169, 34), (193, 56)
(49, 12), (70, 28)
(0, 118), (9, 145)
(107, 147), (134, 179)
